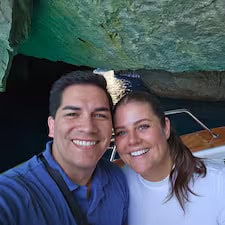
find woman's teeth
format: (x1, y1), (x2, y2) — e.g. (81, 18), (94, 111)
(130, 149), (149, 157)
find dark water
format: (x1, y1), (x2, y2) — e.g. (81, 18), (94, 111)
(0, 56), (224, 172)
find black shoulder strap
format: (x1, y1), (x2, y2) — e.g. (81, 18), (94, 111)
(38, 153), (89, 225)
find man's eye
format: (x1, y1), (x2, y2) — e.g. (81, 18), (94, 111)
(138, 124), (150, 131)
(65, 112), (79, 117)
(94, 113), (107, 119)
(115, 130), (126, 137)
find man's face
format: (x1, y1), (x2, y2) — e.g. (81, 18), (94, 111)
(48, 84), (112, 177)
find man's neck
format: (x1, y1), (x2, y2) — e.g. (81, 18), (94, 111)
(64, 165), (95, 186)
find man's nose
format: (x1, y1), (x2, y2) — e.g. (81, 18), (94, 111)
(78, 116), (98, 133)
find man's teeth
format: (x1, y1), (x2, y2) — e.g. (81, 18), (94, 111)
(131, 149), (149, 157)
(73, 140), (96, 146)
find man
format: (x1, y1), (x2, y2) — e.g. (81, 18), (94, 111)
(0, 71), (128, 225)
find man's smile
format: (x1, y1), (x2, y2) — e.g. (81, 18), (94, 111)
(72, 139), (98, 147)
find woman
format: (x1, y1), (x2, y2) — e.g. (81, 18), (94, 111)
(113, 91), (225, 225)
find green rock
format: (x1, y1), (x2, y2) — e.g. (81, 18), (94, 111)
(0, 0), (32, 91)
(18, 0), (225, 72)
(1, 0), (225, 98)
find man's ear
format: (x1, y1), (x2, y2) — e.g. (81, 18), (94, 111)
(48, 116), (55, 138)
(164, 117), (171, 140)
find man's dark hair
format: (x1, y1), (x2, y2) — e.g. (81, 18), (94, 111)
(49, 70), (113, 118)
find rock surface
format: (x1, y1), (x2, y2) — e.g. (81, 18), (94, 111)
(136, 70), (225, 101)
(0, 0), (32, 91)
(18, 0), (225, 72)
(1, 0), (225, 100)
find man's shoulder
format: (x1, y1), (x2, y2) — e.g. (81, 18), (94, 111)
(98, 157), (123, 171)
(97, 158), (129, 202)
(97, 158), (128, 182)
(0, 155), (42, 185)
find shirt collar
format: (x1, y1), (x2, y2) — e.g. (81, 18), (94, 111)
(42, 141), (109, 191)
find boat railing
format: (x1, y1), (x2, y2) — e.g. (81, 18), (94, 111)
(165, 108), (219, 139)
(109, 145), (117, 162)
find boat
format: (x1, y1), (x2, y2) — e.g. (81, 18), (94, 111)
(109, 108), (225, 165)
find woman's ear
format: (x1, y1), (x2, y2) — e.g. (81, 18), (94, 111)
(48, 116), (54, 138)
(164, 117), (171, 140)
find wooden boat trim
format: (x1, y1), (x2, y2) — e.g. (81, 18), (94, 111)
(181, 126), (225, 153)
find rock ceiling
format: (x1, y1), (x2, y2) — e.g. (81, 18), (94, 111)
(0, 0), (225, 100)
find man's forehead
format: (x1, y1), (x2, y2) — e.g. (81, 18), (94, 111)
(60, 84), (110, 108)
(62, 105), (110, 112)
(64, 84), (106, 96)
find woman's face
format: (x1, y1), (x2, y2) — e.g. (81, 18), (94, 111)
(114, 101), (172, 181)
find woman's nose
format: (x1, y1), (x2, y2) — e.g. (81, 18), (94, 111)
(128, 130), (141, 145)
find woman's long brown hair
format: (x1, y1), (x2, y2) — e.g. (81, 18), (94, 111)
(113, 91), (206, 211)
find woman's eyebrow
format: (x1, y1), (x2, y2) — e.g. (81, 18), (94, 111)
(114, 119), (150, 129)
(134, 118), (151, 125)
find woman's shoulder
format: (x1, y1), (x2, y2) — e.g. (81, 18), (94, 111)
(204, 160), (225, 174)
(122, 164), (138, 179)
(201, 160), (225, 187)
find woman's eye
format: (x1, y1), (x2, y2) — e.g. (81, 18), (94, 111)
(138, 124), (150, 131)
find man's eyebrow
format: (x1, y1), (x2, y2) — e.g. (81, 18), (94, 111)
(62, 106), (81, 111)
(61, 106), (110, 112)
(94, 107), (110, 112)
